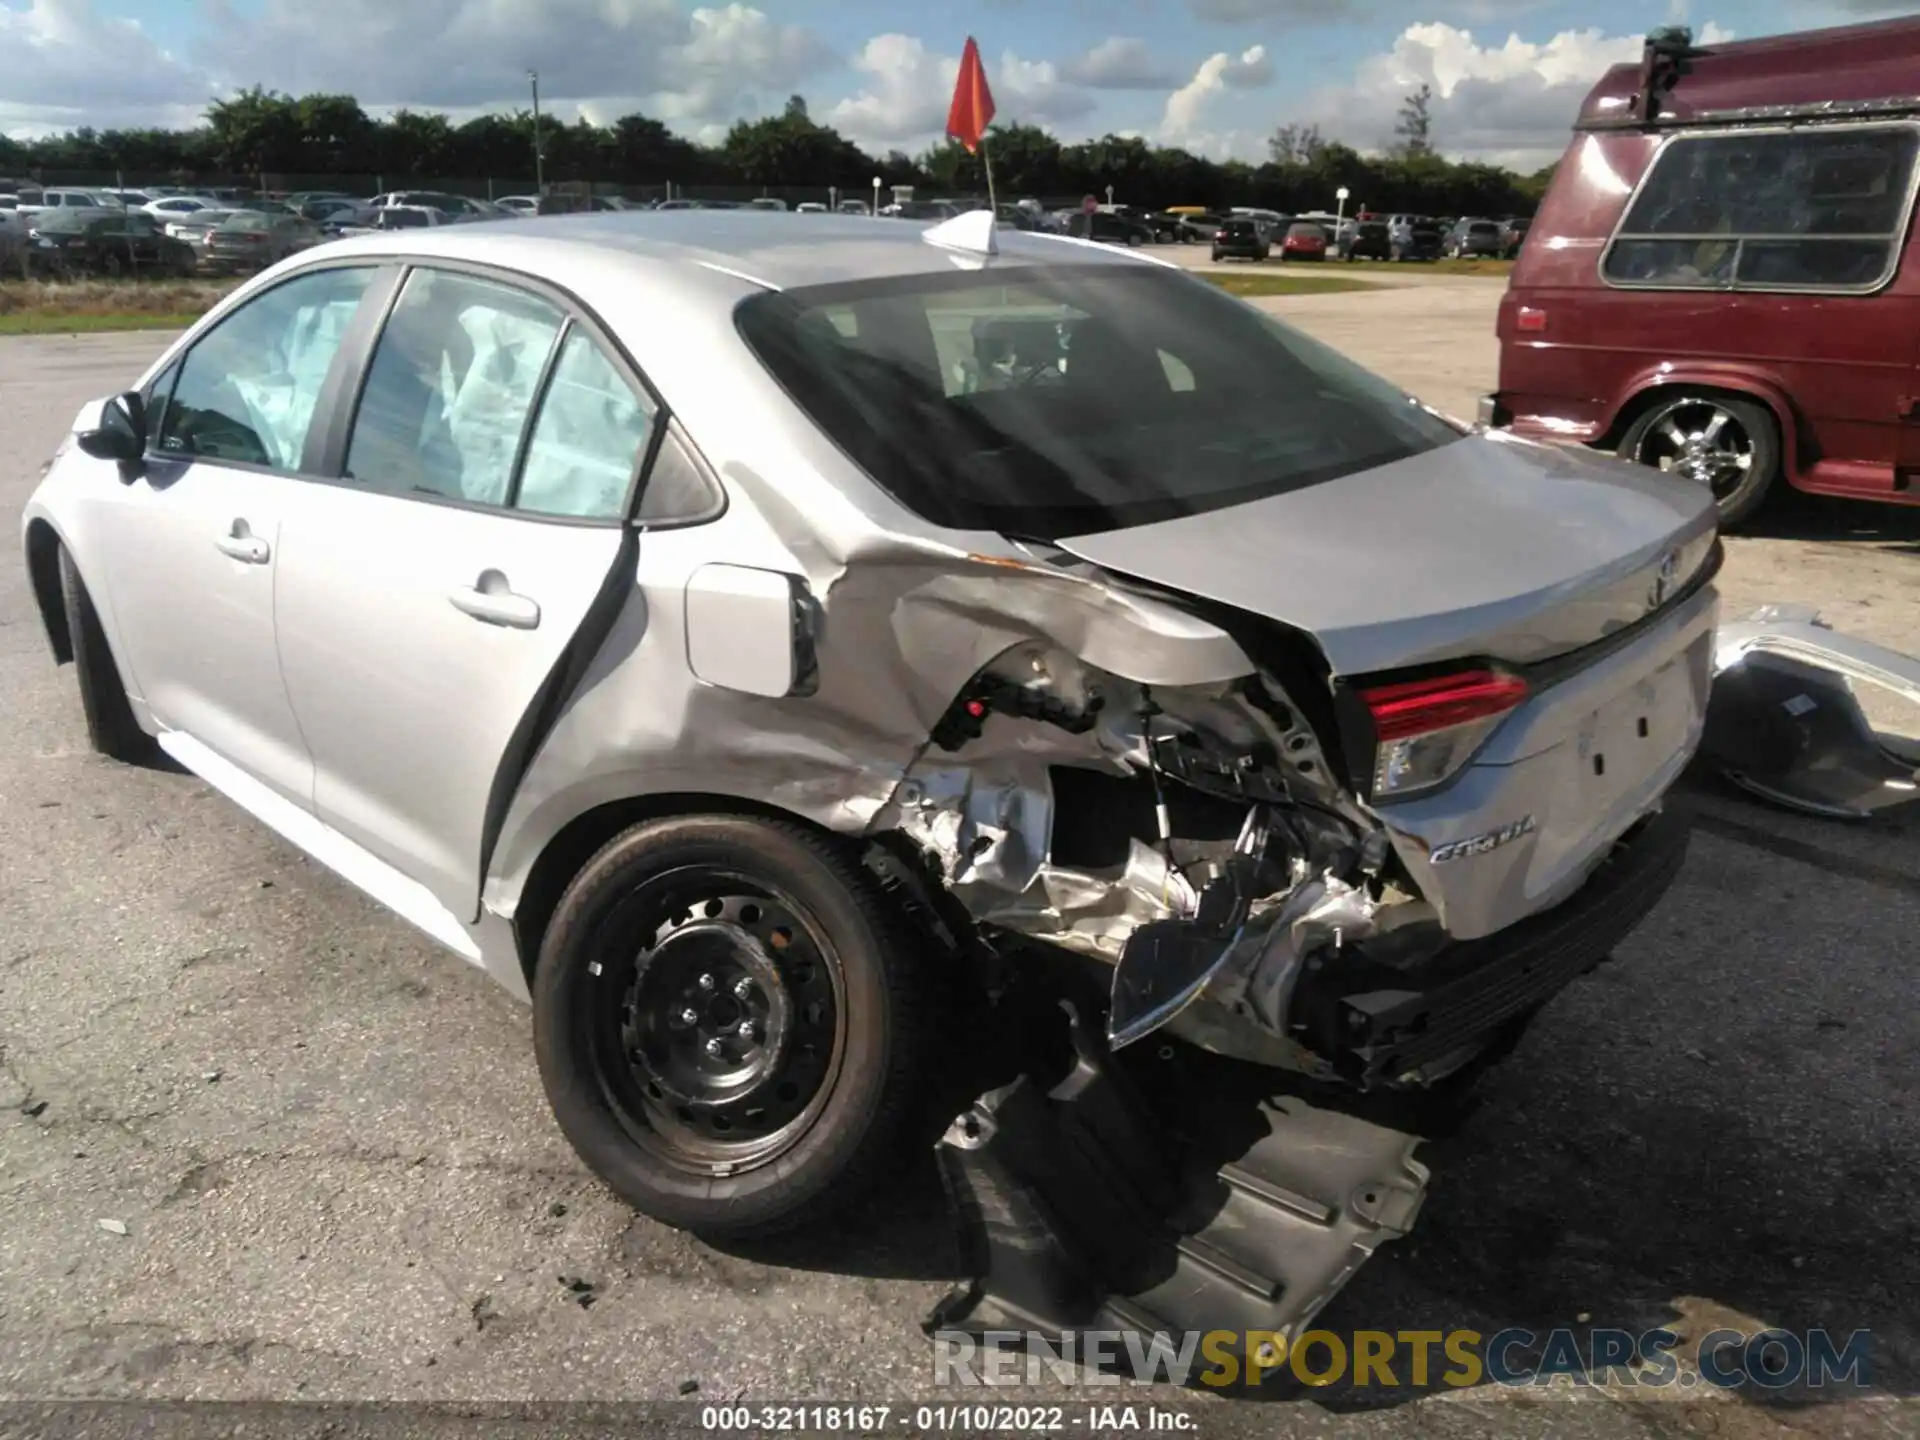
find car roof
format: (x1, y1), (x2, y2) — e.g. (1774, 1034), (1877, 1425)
(311, 209), (1167, 292)
(1580, 15), (1920, 128)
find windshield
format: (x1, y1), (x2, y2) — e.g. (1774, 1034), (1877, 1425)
(735, 265), (1462, 538)
(1286, 223), (1323, 240)
(35, 210), (95, 232)
(220, 212), (271, 230)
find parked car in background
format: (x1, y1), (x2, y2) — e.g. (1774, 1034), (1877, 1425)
(1174, 212), (1227, 243)
(1483, 16), (1920, 525)
(1068, 210), (1154, 247)
(1499, 217), (1530, 259)
(795, 202), (828, 214)
(202, 210), (324, 273)
(301, 197), (367, 226)
(747, 197), (789, 211)
(1388, 216), (1445, 261)
(144, 195), (221, 221)
(161, 209), (239, 263)
(1338, 219), (1393, 261)
(26, 208), (196, 278)
(368, 190), (494, 221)
(16, 188), (119, 219)
(1277, 220), (1329, 260)
(836, 200), (871, 215)
(1210, 216), (1270, 261)
(493, 195), (540, 216)
(1444, 218), (1505, 258)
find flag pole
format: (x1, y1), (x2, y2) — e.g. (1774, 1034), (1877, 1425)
(981, 133), (999, 217)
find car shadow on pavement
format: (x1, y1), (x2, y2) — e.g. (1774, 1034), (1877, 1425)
(1747, 488), (1920, 553)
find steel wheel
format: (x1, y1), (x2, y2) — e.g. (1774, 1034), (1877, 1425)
(1629, 396), (1757, 501)
(591, 871), (846, 1175)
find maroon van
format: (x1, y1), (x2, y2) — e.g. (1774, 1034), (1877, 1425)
(1482, 17), (1920, 524)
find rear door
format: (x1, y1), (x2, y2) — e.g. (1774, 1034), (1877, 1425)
(272, 264), (648, 918)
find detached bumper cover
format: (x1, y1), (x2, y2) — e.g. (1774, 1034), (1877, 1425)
(1291, 803), (1690, 1088)
(1704, 604), (1920, 819)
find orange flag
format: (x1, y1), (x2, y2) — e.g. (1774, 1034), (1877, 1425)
(946, 36), (997, 152)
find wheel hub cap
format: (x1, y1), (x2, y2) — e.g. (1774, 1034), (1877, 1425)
(630, 920), (791, 1104)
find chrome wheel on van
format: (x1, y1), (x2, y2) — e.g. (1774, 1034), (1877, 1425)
(1618, 391), (1781, 527)
(1629, 397), (1755, 497)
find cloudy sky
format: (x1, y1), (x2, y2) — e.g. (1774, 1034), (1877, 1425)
(2, 0), (1906, 169)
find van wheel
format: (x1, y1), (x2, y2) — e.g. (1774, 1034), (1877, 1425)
(58, 545), (154, 764)
(1617, 391), (1779, 527)
(532, 814), (929, 1239)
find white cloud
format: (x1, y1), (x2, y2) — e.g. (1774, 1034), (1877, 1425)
(2, 0), (834, 141)
(1, 0), (206, 138)
(1062, 37), (1180, 90)
(1158, 45), (1274, 158)
(826, 34), (1095, 151)
(1289, 20), (1735, 169)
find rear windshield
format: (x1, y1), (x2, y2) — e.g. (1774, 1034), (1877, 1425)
(1286, 223), (1324, 239)
(1469, 221), (1499, 234)
(734, 266), (1461, 538)
(1358, 222), (1388, 237)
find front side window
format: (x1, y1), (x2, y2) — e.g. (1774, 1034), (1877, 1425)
(157, 266), (377, 469)
(735, 265), (1461, 538)
(1604, 124), (1920, 291)
(344, 268), (565, 506)
(513, 330), (656, 519)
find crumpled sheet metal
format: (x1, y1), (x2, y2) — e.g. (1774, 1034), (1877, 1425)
(482, 527), (1258, 921)
(1705, 604), (1920, 819)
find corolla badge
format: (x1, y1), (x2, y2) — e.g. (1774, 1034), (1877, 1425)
(1428, 815), (1538, 864)
(1646, 550), (1680, 612)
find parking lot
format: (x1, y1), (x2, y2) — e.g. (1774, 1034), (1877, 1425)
(1, 278), (1916, 1437)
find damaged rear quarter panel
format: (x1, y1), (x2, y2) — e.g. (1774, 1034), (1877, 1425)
(478, 453), (1259, 926)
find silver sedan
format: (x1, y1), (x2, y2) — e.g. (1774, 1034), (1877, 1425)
(22, 210), (1718, 1246)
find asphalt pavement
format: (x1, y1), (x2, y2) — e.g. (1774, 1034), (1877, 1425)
(0, 309), (1915, 1440)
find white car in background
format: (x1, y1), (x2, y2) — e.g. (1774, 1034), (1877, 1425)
(145, 195), (222, 221)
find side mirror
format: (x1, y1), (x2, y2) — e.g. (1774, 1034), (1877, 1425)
(75, 390), (146, 466)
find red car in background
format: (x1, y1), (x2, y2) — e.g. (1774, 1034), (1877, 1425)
(1277, 221), (1329, 261)
(1481, 15), (1920, 525)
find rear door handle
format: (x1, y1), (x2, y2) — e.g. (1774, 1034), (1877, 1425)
(214, 520), (269, 564)
(448, 570), (541, 629)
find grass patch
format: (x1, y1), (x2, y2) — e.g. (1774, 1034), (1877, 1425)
(1340, 256), (1515, 276)
(0, 275), (237, 335)
(0, 310), (207, 336)
(1201, 272), (1379, 297)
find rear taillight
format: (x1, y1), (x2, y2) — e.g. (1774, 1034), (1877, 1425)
(1215, 229), (1228, 239)
(1355, 669), (1528, 798)
(1516, 306), (1546, 332)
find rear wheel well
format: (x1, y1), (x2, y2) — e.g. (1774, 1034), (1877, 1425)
(511, 793), (863, 988)
(25, 521), (73, 664)
(1603, 382), (1790, 459)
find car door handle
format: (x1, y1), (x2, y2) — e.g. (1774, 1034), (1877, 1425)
(214, 523), (269, 564)
(448, 572), (541, 630)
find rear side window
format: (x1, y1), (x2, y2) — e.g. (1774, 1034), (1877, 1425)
(1604, 123), (1920, 292)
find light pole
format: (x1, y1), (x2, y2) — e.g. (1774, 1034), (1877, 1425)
(871, 174), (882, 216)
(528, 70), (546, 198)
(1334, 184), (1350, 233)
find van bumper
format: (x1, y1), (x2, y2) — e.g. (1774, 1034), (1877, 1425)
(1477, 393), (1605, 446)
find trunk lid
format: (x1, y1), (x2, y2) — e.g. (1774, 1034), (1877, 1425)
(1052, 431), (1719, 678)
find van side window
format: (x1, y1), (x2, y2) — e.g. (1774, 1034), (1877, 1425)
(1604, 125), (1920, 292)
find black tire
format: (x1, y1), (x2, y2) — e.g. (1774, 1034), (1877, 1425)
(532, 814), (929, 1238)
(1616, 390), (1780, 527)
(1210, 249), (1223, 262)
(1390, 244), (1405, 262)
(58, 545), (153, 764)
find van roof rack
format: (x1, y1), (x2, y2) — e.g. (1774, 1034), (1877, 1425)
(1577, 15), (1920, 133)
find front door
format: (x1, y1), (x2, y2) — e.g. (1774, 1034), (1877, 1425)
(91, 263), (383, 806)
(273, 266), (651, 917)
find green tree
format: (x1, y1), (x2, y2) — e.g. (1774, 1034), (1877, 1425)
(293, 93), (377, 174)
(1393, 83), (1435, 158)
(721, 109), (867, 188)
(379, 109), (456, 178)
(206, 86), (303, 173)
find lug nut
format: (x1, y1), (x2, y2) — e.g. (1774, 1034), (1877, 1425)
(704, 1037), (726, 1057)
(733, 977), (754, 1000)
(697, 972), (717, 991)
(737, 1021), (759, 1043)
(678, 1007), (699, 1026)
